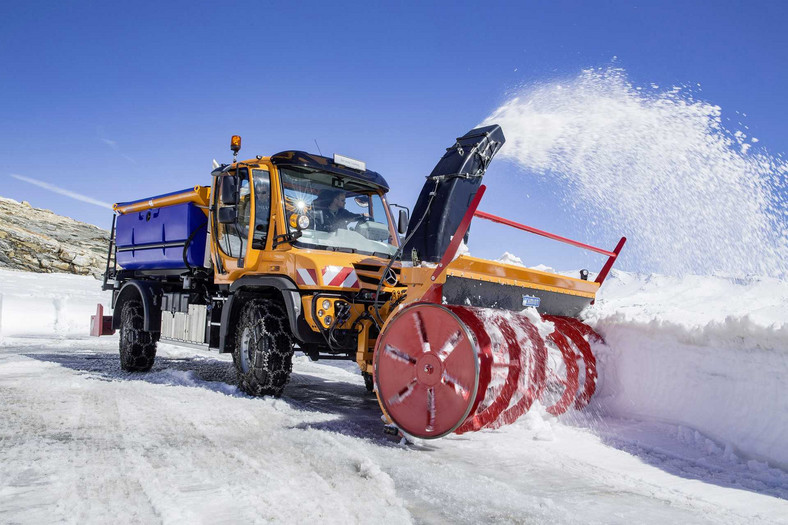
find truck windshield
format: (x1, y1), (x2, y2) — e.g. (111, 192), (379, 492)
(278, 166), (398, 257)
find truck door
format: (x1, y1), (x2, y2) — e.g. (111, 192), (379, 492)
(214, 168), (251, 275)
(250, 168), (271, 250)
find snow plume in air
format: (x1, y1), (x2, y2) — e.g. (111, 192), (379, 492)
(483, 68), (788, 276)
(9, 174), (113, 209)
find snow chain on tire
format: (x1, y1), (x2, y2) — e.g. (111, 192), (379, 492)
(233, 299), (295, 397)
(119, 300), (158, 372)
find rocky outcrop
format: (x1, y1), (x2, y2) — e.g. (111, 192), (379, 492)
(0, 197), (110, 278)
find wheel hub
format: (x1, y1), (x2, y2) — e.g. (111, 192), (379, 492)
(416, 354), (442, 387)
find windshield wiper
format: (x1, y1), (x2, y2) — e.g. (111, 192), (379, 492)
(273, 230), (302, 248)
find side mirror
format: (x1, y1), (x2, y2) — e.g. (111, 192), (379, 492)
(221, 176), (239, 205)
(217, 206), (237, 224)
(398, 209), (409, 235)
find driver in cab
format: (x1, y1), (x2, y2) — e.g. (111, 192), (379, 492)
(314, 189), (365, 232)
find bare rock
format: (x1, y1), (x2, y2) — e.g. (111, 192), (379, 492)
(0, 196), (110, 279)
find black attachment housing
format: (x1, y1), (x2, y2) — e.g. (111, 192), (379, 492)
(403, 125), (505, 263)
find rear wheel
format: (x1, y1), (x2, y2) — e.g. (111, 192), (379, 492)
(118, 300), (158, 372)
(233, 299), (294, 397)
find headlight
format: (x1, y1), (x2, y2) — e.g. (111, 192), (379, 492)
(323, 315), (333, 326)
(289, 213), (311, 230)
(322, 299), (331, 310)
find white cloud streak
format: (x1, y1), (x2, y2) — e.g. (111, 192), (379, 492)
(9, 174), (114, 209)
(98, 133), (135, 163)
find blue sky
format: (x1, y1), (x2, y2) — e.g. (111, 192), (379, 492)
(2, 1), (787, 271)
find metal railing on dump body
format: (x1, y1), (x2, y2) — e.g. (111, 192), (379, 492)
(472, 210), (626, 286)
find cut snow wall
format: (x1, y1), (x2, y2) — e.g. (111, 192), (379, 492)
(0, 293), (111, 337)
(0, 270), (110, 338)
(593, 322), (788, 469)
(586, 271), (788, 470)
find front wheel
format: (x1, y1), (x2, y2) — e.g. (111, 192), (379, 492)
(118, 300), (158, 372)
(233, 299), (294, 397)
(362, 371), (375, 393)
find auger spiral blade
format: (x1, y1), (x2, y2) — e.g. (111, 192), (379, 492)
(544, 315), (599, 410)
(374, 304), (605, 439)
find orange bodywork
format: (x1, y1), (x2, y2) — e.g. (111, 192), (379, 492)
(113, 186), (210, 215)
(113, 157), (600, 377)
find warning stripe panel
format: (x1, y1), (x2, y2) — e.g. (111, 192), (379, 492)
(340, 269), (359, 288)
(328, 267), (352, 286)
(322, 266), (359, 288)
(296, 268), (318, 286)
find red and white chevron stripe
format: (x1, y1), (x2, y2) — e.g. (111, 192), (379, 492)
(322, 266), (360, 288)
(296, 268), (318, 286)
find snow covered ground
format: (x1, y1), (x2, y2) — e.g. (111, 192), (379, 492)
(1, 268), (787, 524)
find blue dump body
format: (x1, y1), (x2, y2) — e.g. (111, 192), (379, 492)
(115, 203), (208, 270)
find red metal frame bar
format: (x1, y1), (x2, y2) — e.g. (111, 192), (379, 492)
(473, 209), (626, 286)
(418, 186), (488, 303)
(593, 236), (627, 285)
(432, 186), (488, 282)
(474, 210), (615, 257)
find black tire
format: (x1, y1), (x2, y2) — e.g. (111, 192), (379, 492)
(362, 371), (375, 393)
(233, 299), (294, 397)
(118, 300), (158, 372)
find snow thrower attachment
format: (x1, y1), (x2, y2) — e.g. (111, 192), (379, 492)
(373, 125), (626, 438)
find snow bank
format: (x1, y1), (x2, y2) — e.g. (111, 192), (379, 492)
(0, 269), (108, 338)
(584, 270), (788, 469)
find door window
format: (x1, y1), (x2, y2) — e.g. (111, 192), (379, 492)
(216, 169), (250, 258)
(252, 169), (271, 249)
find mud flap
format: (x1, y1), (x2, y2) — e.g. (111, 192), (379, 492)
(90, 303), (115, 336)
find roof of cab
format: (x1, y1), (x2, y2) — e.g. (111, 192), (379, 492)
(270, 150), (389, 191)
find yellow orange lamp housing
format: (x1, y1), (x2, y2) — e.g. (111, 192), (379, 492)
(289, 213), (310, 230)
(230, 135), (242, 153)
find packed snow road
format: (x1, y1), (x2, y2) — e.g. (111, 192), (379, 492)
(1, 336), (786, 524)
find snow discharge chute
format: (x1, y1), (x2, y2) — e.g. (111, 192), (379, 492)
(373, 125), (622, 439)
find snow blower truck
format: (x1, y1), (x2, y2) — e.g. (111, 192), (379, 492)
(91, 126), (626, 439)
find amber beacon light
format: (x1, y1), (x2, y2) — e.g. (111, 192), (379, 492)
(230, 135), (242, 153)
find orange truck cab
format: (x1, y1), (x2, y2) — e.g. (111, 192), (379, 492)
(95, 143), (408, 395)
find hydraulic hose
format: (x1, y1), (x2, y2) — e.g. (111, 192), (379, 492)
(372, 178), (441, 326)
